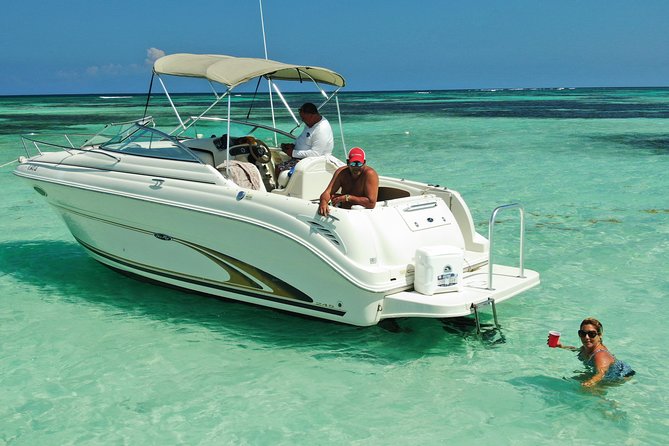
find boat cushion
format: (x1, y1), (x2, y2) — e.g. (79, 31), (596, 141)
(217, 160), (266, 191)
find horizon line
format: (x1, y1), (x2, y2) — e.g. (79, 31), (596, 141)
(2, 85), (669, 98)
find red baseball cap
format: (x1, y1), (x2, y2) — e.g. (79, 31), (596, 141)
(348, 147), (365, 163)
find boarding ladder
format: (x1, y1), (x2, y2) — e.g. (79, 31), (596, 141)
(471, 203), (526, 335)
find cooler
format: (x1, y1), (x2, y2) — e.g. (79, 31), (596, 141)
(414, 245), (464, 295)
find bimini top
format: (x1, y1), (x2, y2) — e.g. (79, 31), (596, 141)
(153, 53), (346, 89)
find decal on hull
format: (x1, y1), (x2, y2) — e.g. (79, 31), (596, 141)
(53, 203), (346, 316)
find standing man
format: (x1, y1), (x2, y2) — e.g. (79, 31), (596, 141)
(276, 103), (334, 174)
(318, 147), (378, 216)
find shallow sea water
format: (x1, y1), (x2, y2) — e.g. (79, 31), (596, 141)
(1, 89), (668, 445)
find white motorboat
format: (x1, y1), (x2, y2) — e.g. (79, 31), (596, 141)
(14, 53), (539, 327)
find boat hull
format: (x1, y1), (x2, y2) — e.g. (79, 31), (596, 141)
(37, 190), (382, 325)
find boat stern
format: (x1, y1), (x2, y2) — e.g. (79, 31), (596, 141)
(380, 265), (540, 320)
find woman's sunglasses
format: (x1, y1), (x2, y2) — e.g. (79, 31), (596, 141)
(578, 329), (599, 339)
(348, 161), (364, 167)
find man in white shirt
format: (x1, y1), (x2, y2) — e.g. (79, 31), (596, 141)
(276, 103), (333, 174)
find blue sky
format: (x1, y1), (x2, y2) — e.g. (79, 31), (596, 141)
(1, 0), (668, 95)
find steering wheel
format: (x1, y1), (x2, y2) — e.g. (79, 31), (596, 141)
(250, 139), (271, 164)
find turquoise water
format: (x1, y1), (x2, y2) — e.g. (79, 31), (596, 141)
(1, 89), (668, 444)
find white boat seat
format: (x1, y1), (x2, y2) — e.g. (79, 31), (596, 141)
(217, 160), (266, 191)
(271, 155), (344, 201)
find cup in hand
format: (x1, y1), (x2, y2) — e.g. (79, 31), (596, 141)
(548, 331), (561, 348)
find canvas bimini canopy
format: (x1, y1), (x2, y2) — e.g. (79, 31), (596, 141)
(153, 53), (345, 89)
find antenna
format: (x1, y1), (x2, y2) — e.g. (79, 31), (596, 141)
(259, 0), (269, 59)
(259, 0), (278, 145)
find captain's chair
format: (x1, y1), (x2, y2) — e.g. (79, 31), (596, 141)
(272, 155), (344, 201)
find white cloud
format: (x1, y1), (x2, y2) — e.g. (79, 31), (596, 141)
(145, 47), (166, 66)
(80, 48), (165, 78)
(86, 64), (126, 76)
(55, 69), (81, 80)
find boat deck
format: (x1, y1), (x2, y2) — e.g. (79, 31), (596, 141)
(381, 265), (540, 319)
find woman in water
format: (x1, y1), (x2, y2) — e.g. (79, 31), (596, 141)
(550, 317), (635, 387)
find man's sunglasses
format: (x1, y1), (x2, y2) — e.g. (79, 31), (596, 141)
(348, 161), (364, 167)
(578, 330), (598, 339)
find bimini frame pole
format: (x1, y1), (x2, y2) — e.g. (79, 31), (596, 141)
(164, 83), (229, 137)
(156, 74), (185, 130)
(272, 83), (300, 127)
(226, 93), (232, 177)
(335, 95), (346, 157)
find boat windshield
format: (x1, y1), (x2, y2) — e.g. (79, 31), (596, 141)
(100, 124), (201, 162)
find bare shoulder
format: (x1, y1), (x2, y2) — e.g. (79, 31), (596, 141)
(593, 347), (615, 363)
(363, 166), (379, 178)
(329, 165), (348, 183)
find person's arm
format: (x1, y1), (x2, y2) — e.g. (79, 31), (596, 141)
(582, 351), (614, 387)
(280, 143), (295, 157)
(318, 167), (345, 216)
(546, 335), (578, 351)
(554, 341), (579, 351)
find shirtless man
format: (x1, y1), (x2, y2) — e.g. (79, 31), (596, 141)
(318, 147), (379, 217)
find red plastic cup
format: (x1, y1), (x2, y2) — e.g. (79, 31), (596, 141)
(548, 331), (561, 348)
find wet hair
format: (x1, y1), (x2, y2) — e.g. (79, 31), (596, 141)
(580, 317), (603, 335)
(299, 103), (318, 114)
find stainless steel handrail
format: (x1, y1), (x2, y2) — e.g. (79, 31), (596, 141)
(20, 134), (89, 156)
(403, 201), (438, 212)
(487, 203), (525, 290)
(19, 117), (156, 157)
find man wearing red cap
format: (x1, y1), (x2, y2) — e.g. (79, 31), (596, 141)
(318, 147), (379, 216)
